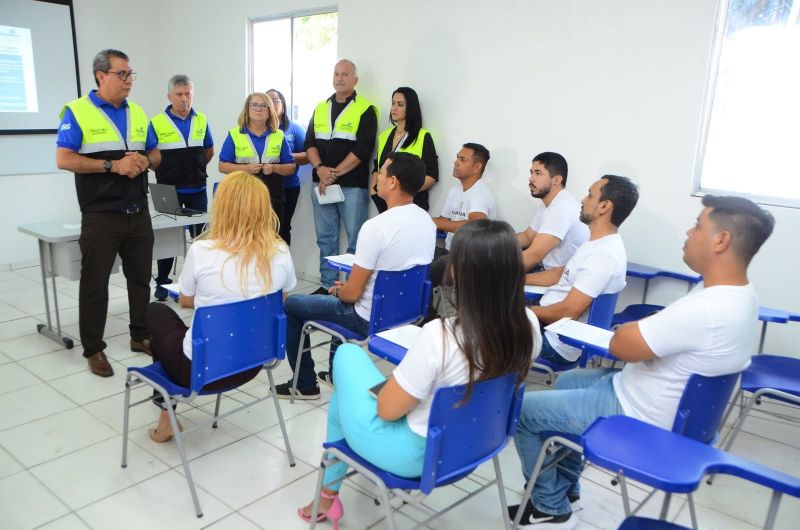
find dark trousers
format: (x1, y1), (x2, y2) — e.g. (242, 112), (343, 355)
(429, 246), (450, 288)
(279, 185), (301, 245)
(79, 209), (154, 356)
(156, 190), (208, 284)
(260, 173), (284, 229)
(146, 302), (262, 408)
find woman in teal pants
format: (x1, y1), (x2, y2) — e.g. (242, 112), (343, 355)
(297, 219), (542, 528)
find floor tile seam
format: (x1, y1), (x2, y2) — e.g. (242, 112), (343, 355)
(682, 495), (767, 527)
(232, 467), (322, 529)
(0, 387), (82, 434)
(71, 467), (235, 522)
(162, 430), (259, 470)
(23, 430), (128, 472)
(16, 466), (72, 524)
(27, 440), (175, 514)
(0, 359), (48, 395)
(249, 431), (323, 471)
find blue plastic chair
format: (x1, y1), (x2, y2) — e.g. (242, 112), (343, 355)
(719, 354), (800, 455)
(583, 415), (800, 530)
(120, 293), (295, 517)
(611, 303), (664, 328)
(512, 372), (740, 529)
(290, 264), (431, 402)
(531, 291), (620, 385)
(309, 373), (525, 530)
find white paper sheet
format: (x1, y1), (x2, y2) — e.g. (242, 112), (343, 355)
(314, 184), (345, 204)
(545, 317), (613, 350)
(524, 285), (548, 295)
(374, 324), (423, 350)
(325, 253), (356, 268)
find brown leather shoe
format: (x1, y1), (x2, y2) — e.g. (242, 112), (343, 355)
(130, 338), (152, 356)
(87, 351), (114, 377)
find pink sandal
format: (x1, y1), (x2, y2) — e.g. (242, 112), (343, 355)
(297, 491), (344, 530)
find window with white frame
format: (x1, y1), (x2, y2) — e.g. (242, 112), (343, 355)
(250, 10), (338, 127)
(694, 0), (800, 207)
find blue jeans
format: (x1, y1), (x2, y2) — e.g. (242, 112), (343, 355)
(156, 189), (208, 284)
(311, 186), (369, 288)
(514, 368), (624, 515)
(284, 294), (369, 388)
(537, 333), (574, 365)
(323, 344), (426, 491)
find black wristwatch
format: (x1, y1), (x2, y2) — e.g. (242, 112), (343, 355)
(103, 160), (113, 173)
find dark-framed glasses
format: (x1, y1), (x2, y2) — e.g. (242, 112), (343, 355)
(107, 70), (137, 81)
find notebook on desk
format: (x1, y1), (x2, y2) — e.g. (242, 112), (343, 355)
(149, 183), (204, 216)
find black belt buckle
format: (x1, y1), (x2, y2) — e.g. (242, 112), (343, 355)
(122, 206), (142, 214)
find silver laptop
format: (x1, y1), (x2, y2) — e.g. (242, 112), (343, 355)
(148, 183), (203, 216)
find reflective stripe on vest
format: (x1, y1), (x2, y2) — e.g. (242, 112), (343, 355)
(61, 96), (148, 154)
(377, 127), (428, 161)
(228, 127), (284, 163)
(151, 111), (207, 151)
(313, 95), (374, 141)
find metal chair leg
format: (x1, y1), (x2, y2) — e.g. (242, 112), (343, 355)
(167, 402), (203, 517)
(722, 393), (757, 452)
(290, 324), (310, 404)
(659, 492), (672, 520)
(687, 493), (699, 530)
(212, 394), (222, 428)
(121, 375), (133, 468)
(267, 368), (295, 466)
(493, 456), (512, 530)
(309, 454), (328, 530)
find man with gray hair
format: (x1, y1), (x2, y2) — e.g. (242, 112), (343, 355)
(56, 49), (160, 377)
(148, 75), (214, 300)
(304, 59), (377, 294)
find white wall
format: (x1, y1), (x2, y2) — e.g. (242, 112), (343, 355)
(0, 0), (162, 266)
(2, 0), (797, 353)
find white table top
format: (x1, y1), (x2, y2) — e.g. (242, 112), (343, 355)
(18, 212), (211, 243)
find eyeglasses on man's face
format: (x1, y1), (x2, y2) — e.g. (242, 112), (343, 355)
(106, 70), (137, 81)
(249, 103), (269, 110)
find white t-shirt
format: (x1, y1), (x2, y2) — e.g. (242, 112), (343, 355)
(439, 179), (496, 249)
(529, 190), (589, 269)
(178, 239), (297, 359)
(540, 233), (627, 362)
(613, 283), (757, 430)
(353, 204), (436, 320)
(393, 308), (541, 436)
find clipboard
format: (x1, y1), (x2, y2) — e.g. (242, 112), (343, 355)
(314, 184), (345, 204)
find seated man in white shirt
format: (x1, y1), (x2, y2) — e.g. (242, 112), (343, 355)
(510, 195), (775, 529)
(277, 152), (436, 399)
(527, 175), (639, 366)
(429, 142), (496, 287)
(518, 152), (588, 272)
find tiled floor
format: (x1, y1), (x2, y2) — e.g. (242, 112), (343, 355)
(1, 264), (799, 529)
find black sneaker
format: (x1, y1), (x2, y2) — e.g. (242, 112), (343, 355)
(567, 493), (583, 512)
(274, 380), (320, 400)
(154, 285), (168, 301)
(311, 287), (330, 295)
(317, 370), (333, 387)
(507, 500), (576, 529)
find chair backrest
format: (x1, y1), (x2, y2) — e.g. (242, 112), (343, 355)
(368, 263), (431, 335)
(190, 291), (286, 392)
(584, 415), (800, 499)
(419, 372), (524, 494)
(671, 372), (740, 444)
(586, 292), (620, 330)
